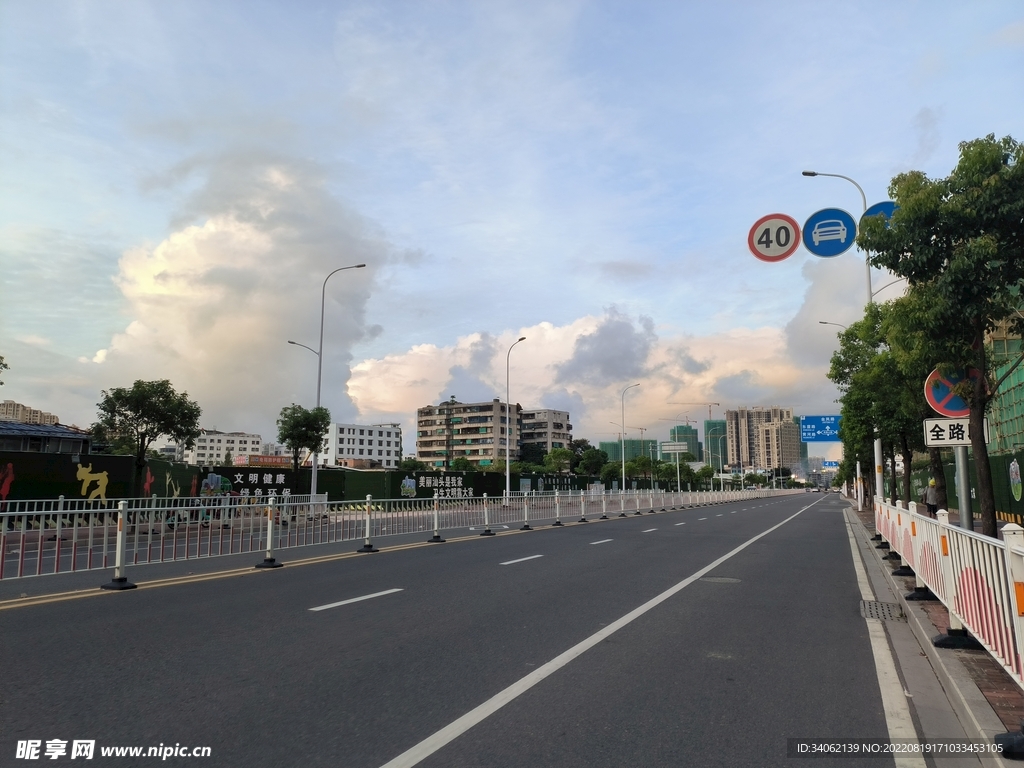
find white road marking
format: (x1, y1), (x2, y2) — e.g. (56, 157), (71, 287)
(589, 539), (613, 545)
(716, 514), (723, 517)
(843, 511), (925, 768)
(377, 500), (822, 768)
(499, 555), (543, 566)
(730, 511), (736, 514)
(309, 588), (403, 612)
(468, 525), (510, 530)
(674, 522), (686, 526)
(642, 528), (657, 533)
(698, 517), (707, 520)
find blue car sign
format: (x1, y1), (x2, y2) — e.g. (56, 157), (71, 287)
(803, 208), (858, 257)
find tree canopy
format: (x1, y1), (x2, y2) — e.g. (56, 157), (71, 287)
(276, 404), (331, 475)
(0, 354), (8, 385)
(544, 447), (574, 474)
(92, 380), (202, 483)
(859, 134), (1024, 536)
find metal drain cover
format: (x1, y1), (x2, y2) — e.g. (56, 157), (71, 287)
(700, 577), (741, 583)
(860, 600), (905, 621)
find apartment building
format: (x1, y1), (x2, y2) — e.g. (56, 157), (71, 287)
(519, 409), (572, 454)
(416, 397), (521, 469)
(724, 407), (793, 470)
(756, 419), (802, 472)
(321, 422), (403, 468)
(184, 430), (262, 465)
(0, 400), (59, 426)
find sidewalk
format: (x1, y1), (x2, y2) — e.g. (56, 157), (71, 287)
(848, 498), (1024, 764)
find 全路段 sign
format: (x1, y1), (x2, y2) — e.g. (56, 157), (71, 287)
(923, 417), (988, 447)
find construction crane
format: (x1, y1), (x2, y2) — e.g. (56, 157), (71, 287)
(667, 401), (720, 421)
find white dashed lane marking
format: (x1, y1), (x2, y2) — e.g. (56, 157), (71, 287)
(500, 555), (543, 566)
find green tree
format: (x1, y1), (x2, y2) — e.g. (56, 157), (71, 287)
(0, 354), (8, 385)
(450, 457), (474, 472)
(577, 448), (609, 476)
(859, 134), (1024, 536)
(625, 455), (652, 479)
(399, 458), (429, 471)
(223, 449), (233, 466)
(519, 443), (547, 466)
(544, 447), (574, 473)
(696, 464), (714, 490)
(568, 438), (593, 472)
(92, 380), (202, 491)
(276, 404), (331, 476)
(600, 461), (622, 487)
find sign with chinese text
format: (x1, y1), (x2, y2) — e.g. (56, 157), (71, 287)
(923, 417), (988, 447)
(800, 415), (842, 442)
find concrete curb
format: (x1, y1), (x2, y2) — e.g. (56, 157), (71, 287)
(846, 504), (1013, 767)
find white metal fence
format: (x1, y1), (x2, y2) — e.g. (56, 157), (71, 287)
(0, 488), (799, 580)
(875, 498), (1024, 692)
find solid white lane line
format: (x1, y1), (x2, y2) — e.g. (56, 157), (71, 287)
(642, 528), (657, 533)
(309, 588), (404, 612)
(499, 555), (543, 566)
(589, 539), (613, 545)
(843, 511), (925, 767)
(378, 499), (823, 768)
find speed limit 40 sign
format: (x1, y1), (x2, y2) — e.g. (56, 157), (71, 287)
(748, 213), (801, 262)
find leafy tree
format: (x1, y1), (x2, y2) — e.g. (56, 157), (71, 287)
(859, 134), (1024, 536)
(600, 462), (622, 487)
(625, 455), (652, 479)
(568, 438), (593, 471)
(511, 460), (545, 474)
(276, 404), (331, 475)
(0, 354), (8, 385)
(744, 472), (767, 487)
(93, 380), (202, 493)
(544, 447), (574, 473)
(577, 448), (609, 476)
(696, 464), (714, 489)
(399, 458), (429, 471)
(519, 443), (547, 466)
(450, 457), (474, 472)
(223, 449), (233, 466)
(678, 452), (697, 463)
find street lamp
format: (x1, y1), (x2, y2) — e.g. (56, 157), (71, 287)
(302, 263), (367, 498)
(803, 169), (883, 507)
(505, 336), (526, 501)
(707, 429), (727, 491)
(620, 384), (640, 491)
(818, 321), (848, 331)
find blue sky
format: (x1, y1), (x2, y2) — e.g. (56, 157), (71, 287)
(2, 1), (1022, 458)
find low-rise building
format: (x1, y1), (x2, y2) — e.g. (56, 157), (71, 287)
(416, 397), (520, 469)
(519, 409), (572, 454)
(320, 422), (403, 468)
(185, 430), (262, 466)
(0, 400), (59, 426)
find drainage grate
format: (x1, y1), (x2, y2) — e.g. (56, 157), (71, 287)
(700, 577), (741, 583)
(860, 600), (905, 622)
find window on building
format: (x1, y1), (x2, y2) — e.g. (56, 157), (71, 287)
(359, 429), (364, 435)
(359, 439), (364, 445)
(359, 449), (364, 455)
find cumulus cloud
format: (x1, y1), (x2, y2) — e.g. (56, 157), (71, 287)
(82, 152), (390, 436)
(555, 309), (655, 386)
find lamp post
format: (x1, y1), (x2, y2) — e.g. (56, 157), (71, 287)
(505, 336), (526, 502)
(818, 321), (848, 331)
(302, 263), (367, 498)
(803, 170), (884, 508)
(707, 429), (727, 491)
(620, 384), (640, 491)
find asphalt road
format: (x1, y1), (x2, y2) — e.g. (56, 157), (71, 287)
(2, 493), (894, 767)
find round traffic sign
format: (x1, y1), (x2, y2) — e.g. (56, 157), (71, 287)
(748, 213), (801, 262)
(803, 208), (857, 257)
(923, 368), (980, 418)
(861, 200), (897, 227)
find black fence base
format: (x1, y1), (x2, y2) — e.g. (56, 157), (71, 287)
(994, 726), (1024, 759)
(905, 587), (938, 601)
(254, 557), (283, 569)
(357, 543), (379, 553)
(578, 518), (588, 523)
(932, 628), (983, 650)
(633, 511), (642, 516)
(599, 514), (608, 520)
(875, 542), (890, 550)
(100, 576), (137, 591)
(520, 523), (532, 530)
(618, 512), (627, 518)
(891, 566), (914, 577)
(479, 529), (496, 536)
(551, 520), (564, 527)
(427, 534), (445, 543)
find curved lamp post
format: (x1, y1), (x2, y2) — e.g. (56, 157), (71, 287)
(505, 336), (526, 501)
(301, 263), (367, 498)
(620, 384), (640, 491)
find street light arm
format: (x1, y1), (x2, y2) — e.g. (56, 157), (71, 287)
(317, 263), (367, 408)
(287, 340), (319, 356)
(505, 336), (527, 499)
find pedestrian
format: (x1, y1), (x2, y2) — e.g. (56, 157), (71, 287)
(924, 478), (938, 517)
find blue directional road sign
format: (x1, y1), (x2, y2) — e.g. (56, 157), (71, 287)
(861, 201), (897, 227)
(801, 415), (842, 442)
(803, 208), (858, 257)
(823, 460), (840, 469)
